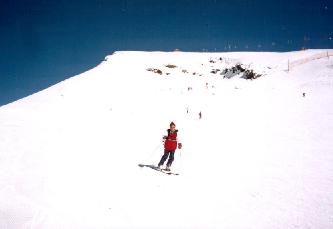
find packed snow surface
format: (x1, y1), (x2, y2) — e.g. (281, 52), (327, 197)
(0, 50), (333, 228)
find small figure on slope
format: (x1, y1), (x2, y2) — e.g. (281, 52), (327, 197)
(158, 122), (182, 171)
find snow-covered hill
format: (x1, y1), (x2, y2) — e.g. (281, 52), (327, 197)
(0, 50), (333, 229)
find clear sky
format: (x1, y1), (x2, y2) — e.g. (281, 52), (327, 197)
(1, 0), (332, 106)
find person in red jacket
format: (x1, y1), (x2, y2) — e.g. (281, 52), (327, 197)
(158, 122), (182, 171)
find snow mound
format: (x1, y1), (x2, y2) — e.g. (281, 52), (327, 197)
(0, 50), (333, 229)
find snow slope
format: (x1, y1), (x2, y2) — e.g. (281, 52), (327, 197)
(0, 50), (333, 229)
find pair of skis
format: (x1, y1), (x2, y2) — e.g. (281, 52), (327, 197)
(138, 164), (179, 175)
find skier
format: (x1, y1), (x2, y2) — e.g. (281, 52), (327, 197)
(158, 122), (182, 171)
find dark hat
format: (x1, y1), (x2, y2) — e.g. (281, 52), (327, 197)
(170, 122), (176, 127)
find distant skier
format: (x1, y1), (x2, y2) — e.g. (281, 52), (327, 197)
(158, 122), (182, 171)
(199, 111), (202, 119)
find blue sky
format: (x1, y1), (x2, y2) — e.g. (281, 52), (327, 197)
(1, 0), (332, 106)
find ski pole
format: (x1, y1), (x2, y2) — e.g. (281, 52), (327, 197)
(178, 148), (183, 172)
(145, 142), (163, 162)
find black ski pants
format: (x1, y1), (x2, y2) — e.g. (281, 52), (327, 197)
(158, 150), (175, 167)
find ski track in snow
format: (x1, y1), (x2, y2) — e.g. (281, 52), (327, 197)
(0, 50), (333, 229)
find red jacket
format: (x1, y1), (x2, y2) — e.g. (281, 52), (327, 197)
(164, 129), (178, 151)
